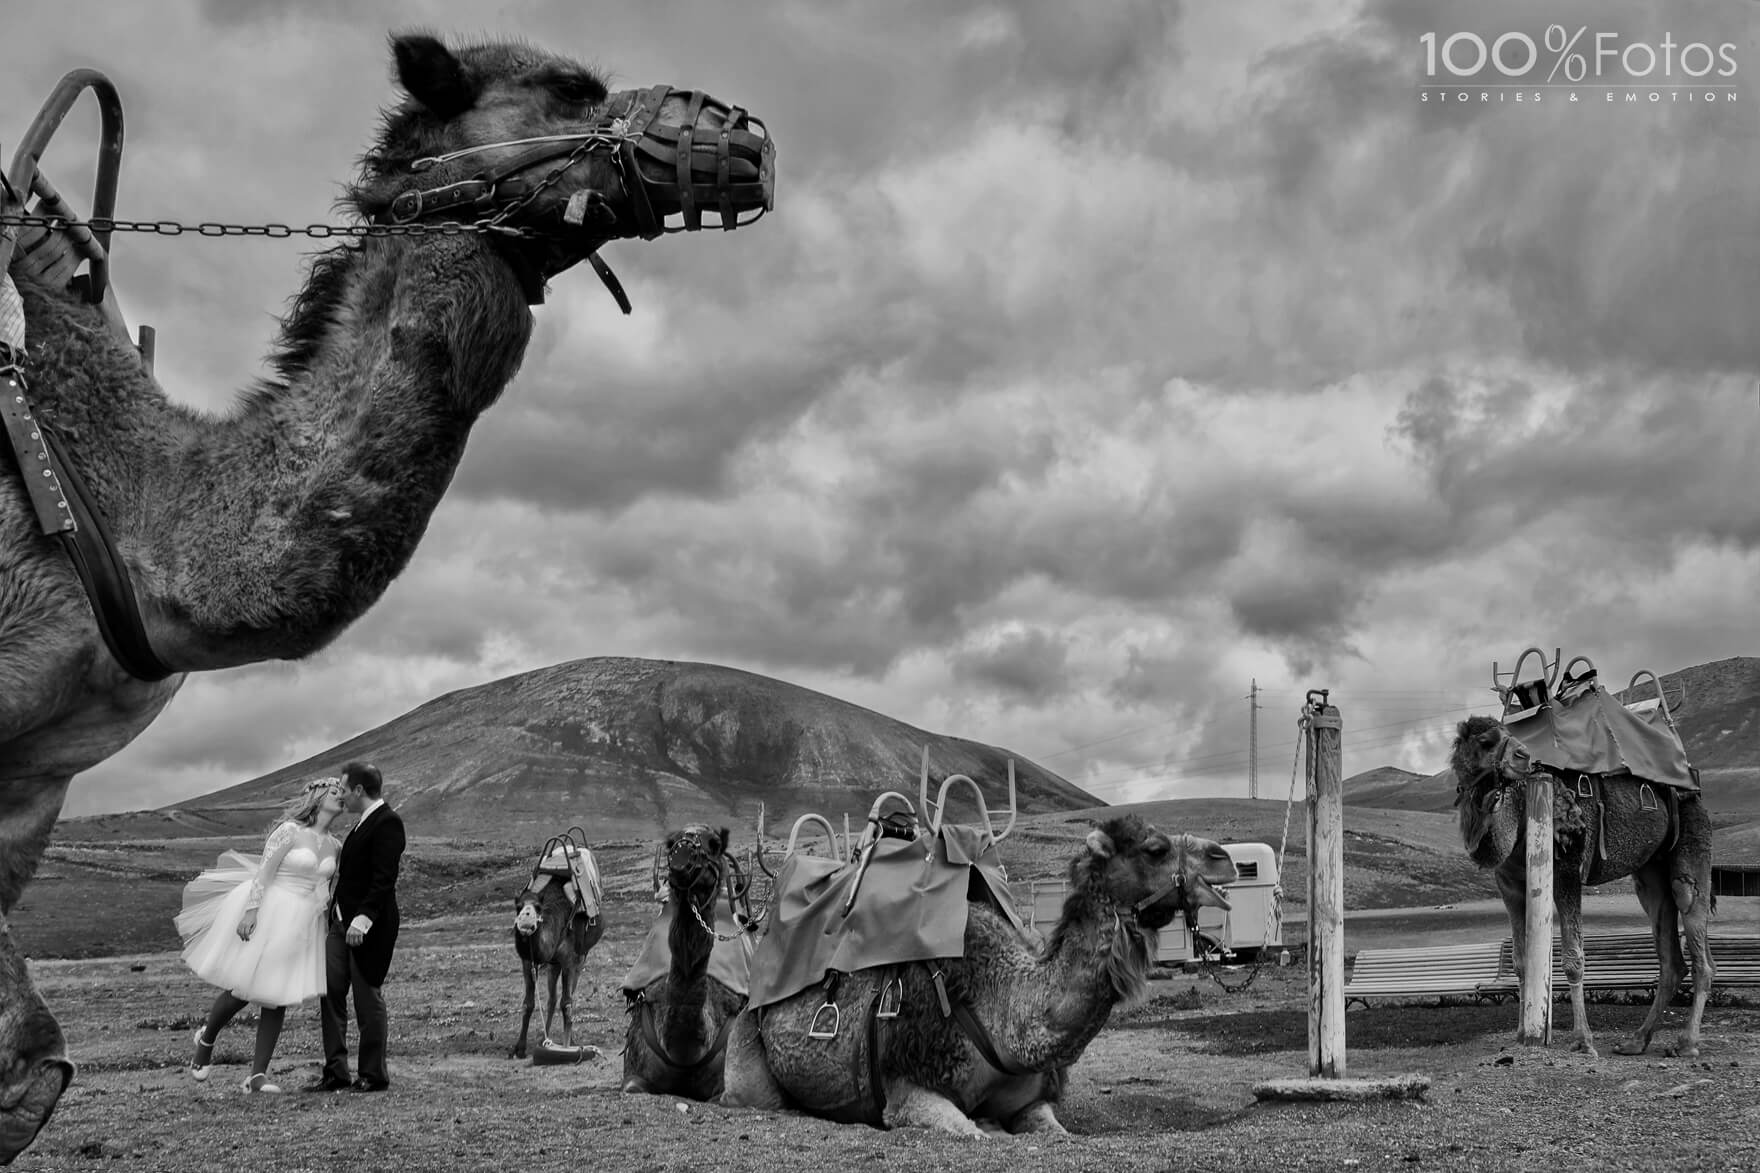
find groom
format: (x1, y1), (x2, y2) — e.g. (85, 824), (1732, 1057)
(310, 761), (406, 1093)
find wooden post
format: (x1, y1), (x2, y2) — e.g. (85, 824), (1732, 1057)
(1519, 774), (1555, 1045)
(1305, 693), (1345, 1079)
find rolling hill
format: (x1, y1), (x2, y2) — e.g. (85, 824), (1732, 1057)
(63, 657), (1099, 844)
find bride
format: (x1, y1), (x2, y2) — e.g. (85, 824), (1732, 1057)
(176, 777), (344, 1093)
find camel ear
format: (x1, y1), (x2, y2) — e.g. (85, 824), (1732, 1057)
(718, 827), (733, 852)
(1085, 828), (1115, 859)
(392, 32), (477, 119)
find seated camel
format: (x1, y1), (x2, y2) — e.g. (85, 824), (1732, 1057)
(722, 814), (1238, 1136)
(620, 824), (758, 1100)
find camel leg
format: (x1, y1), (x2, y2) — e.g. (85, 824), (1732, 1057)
(513, 956), (535, 1059)
(0, 776), (75, 1163)
(720, 1011), (785, 1110)
(558, 961), (575, 1049)
(883, 1079), (986, 1138)
(1005, 1101), (1069, 1134)
(1620, 862), (1688, 1057)
(542, 966), (560, 1046)
(1495, 867), (1527, 1041)
(1671, 801), (1716, 1060)
(1553, 874), (1595, 1057)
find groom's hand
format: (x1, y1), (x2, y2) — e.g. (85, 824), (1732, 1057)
(346, 925), (365, 947)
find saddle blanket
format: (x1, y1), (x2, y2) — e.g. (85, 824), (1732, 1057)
(531, 843), (603, 919)
(621, 911), (758, 997)
(1508, 677), (1697, 792)
(744, 823), (1023, 1011)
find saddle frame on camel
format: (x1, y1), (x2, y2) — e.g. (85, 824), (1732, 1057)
(737, 750), (1025, 1124)
(521, 825), (604, 925)
(1485, 647), (1700, 883)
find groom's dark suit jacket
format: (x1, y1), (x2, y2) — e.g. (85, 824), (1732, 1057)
(333, 802), (406, 987)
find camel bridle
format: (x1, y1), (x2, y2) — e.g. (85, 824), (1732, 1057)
(666, 829), (760, 942)
(1131, 832), (1202, 922)
(375, 85), (774, 312)
(1453, 729), (1538, 809)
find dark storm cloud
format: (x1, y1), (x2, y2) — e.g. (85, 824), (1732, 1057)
(949, 627), (1071, 704)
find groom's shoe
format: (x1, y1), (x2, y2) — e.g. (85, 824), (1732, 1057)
(304, 1075), (352, 1093)
(348, 1077), (389, 1093)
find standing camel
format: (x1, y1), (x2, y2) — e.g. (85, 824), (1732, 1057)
(621, 824), (752, 1100)
(1451, 714), (1716, 1058)
(512, 882), (605, 1058)
(0, 31), (771, 1160)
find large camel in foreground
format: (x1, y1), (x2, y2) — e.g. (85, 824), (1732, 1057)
(722, 815), (1238, 1136)
(0, 32), (770, 1160)
(1451, 714), (1715, 1058)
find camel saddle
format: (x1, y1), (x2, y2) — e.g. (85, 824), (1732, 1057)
(744, 824), (1022, 1012)
(1505, 671), (1699, 794)
(527, 841), (603, 921)
(620, 913), (758, 997)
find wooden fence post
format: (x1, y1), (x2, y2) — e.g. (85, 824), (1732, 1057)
(1306, 692), (1345, 1078)
(1519, 774), (1554, 1045)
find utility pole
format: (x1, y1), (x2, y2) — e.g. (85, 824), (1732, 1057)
(1246, 678), (1261, 799)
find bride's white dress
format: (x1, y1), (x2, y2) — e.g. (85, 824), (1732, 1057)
(176, 822), (336, 1007)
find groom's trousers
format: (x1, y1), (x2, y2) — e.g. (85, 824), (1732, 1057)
(321, 923), (390, 1085)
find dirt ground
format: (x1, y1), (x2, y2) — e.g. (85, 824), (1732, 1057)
(15, 898), (1760, 1173)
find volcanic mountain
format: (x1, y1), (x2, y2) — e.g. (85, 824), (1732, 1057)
(130, 657), (1099, 842)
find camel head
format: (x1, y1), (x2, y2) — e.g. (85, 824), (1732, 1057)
(513, 888), (543, 937)
(663, 824), (732, 907)
(352, 32), (774, 290)
(1450, 715), (1532, 868)
(1073, 816), (1237, 932)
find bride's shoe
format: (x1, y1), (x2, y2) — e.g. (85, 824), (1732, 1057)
(241, 1073), (282, 1094)
(190, 1029), (215, 1082)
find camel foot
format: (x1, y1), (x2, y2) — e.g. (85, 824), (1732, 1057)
(1663, 1040), (1700, 1060)
(1571, 1040), (1599, 1059)
(622, 1077), (653, 1094)
(1007, 1101), (1069, 1134)
(1611, 1038), (1652, 1057)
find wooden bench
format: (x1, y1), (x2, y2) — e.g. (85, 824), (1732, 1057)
(1343, 935), (1760, 1008)
(1477, 933), (1760, 1001)
(1342, 941), (1507, 1007)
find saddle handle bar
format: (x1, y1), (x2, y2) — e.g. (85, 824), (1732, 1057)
(916, 747), (1017, 841)
(1626, 669), (1686, 745)
(3, 69), (124, 305)
(1493, 647), (1560, 705)
(784, 814), (843, 860)
(1560, 655), (1597, 684)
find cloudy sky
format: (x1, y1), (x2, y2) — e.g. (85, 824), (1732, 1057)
(9, 0), (1754, 817)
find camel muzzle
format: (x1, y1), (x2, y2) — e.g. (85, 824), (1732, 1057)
(604, 86), (775, 240)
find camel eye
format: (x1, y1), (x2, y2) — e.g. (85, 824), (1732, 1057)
(1145, 839), (1170, 860)
(549, 74), (606, 105)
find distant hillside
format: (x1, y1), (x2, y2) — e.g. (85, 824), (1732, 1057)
(1342, 766), (1441, 812)
(63, 657), (1099, 844)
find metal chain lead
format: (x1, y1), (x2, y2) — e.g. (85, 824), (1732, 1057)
(0, 211), (537, 240)
(1202, 716), (1305, 994)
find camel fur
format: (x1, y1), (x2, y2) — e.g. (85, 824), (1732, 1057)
(1451, 714), (1717, 1058)
(721, 815), (1238, 1136)
(621, 824), (747, 1100)
(0, 32), (757, 1160)
(512, 882), (605, 1058)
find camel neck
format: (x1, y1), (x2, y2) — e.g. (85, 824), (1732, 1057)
(87, 231), (538, 670)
